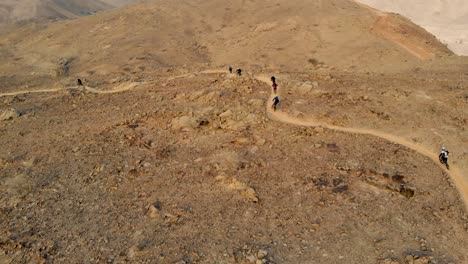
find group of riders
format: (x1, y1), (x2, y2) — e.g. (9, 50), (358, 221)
(228, 65), (452, 170)
(229, 65), (280, 111)
(228, 65), (242, 76)
(271, 76), (280, 111)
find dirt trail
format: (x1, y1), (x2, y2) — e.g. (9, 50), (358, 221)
(84, 82), (140, 94)
(255, 75), (468, 210)
(167, 69), (227, 80)
(0, 82), (140, 97)
(0, 88), (63, 97)
(1, 71), (465, 209)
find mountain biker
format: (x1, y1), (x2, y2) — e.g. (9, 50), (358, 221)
(439, 147), (450, 169)
(272, 96), (280, 111)
(271, 76), (276, 84)
(272, 82), (278, 94)
(236, 69), (242, 76)
(229, 65), (233, 74)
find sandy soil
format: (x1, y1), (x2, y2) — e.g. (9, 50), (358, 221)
(0, 0), (138, 24)
(1, 68), (467, 263)
(0, 0), (453, 82)
(355, 0), (468, 55)
(0, 0), (467, 263)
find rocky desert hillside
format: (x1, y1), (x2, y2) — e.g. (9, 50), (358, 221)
(0, 0), (454, 80)
(0, 0), (139, 24)
(0, 0), (467, 263)
(356, 0), (468, 55)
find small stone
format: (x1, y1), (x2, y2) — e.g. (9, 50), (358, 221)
(163, 213), (178, 223)
(147, 205), (160, 219)
(246, 254), (256, 263)
(171, 116), (198, 130)
(257, 249), (268, 259)
(219, 110), (233, 118)
(257, 139), (266, 146)
(22, 158), (37, 168)
(1, 108), (21, 121)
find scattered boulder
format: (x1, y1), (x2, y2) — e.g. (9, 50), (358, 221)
(405, 255), (431, 264)
(326, 143), (340, 153)
(146, 204), (161, 219)
(171, 116), (198, 131)
(254, 135), (266, 146)
(233, 246), (271, 263)
(56, 58), (73, 77)
(221, 120), (248, 131)
(215, 175), (259, 202)
(257, 249), (268, 259)
(3, 95), (25, 105)
(1, 108), (21, 121)
(219, 110), (233, 118)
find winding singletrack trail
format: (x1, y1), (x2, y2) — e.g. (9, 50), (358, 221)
(0, 82), (141, 97)
(84, 82), (140, 94)
(255, 75), (468, 210)
(0, 69), (224, 97)
(0, 88), (64, 97)
(1, 70), (465, 209)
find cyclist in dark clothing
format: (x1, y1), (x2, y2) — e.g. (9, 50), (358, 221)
(272, 96), (280, 111)
(439, 147), (450, 169)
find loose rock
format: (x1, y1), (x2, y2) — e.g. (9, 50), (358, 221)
(1, 108), (21, 121)
(171, 116), (198, 131)
(147, 205), (161, 219)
